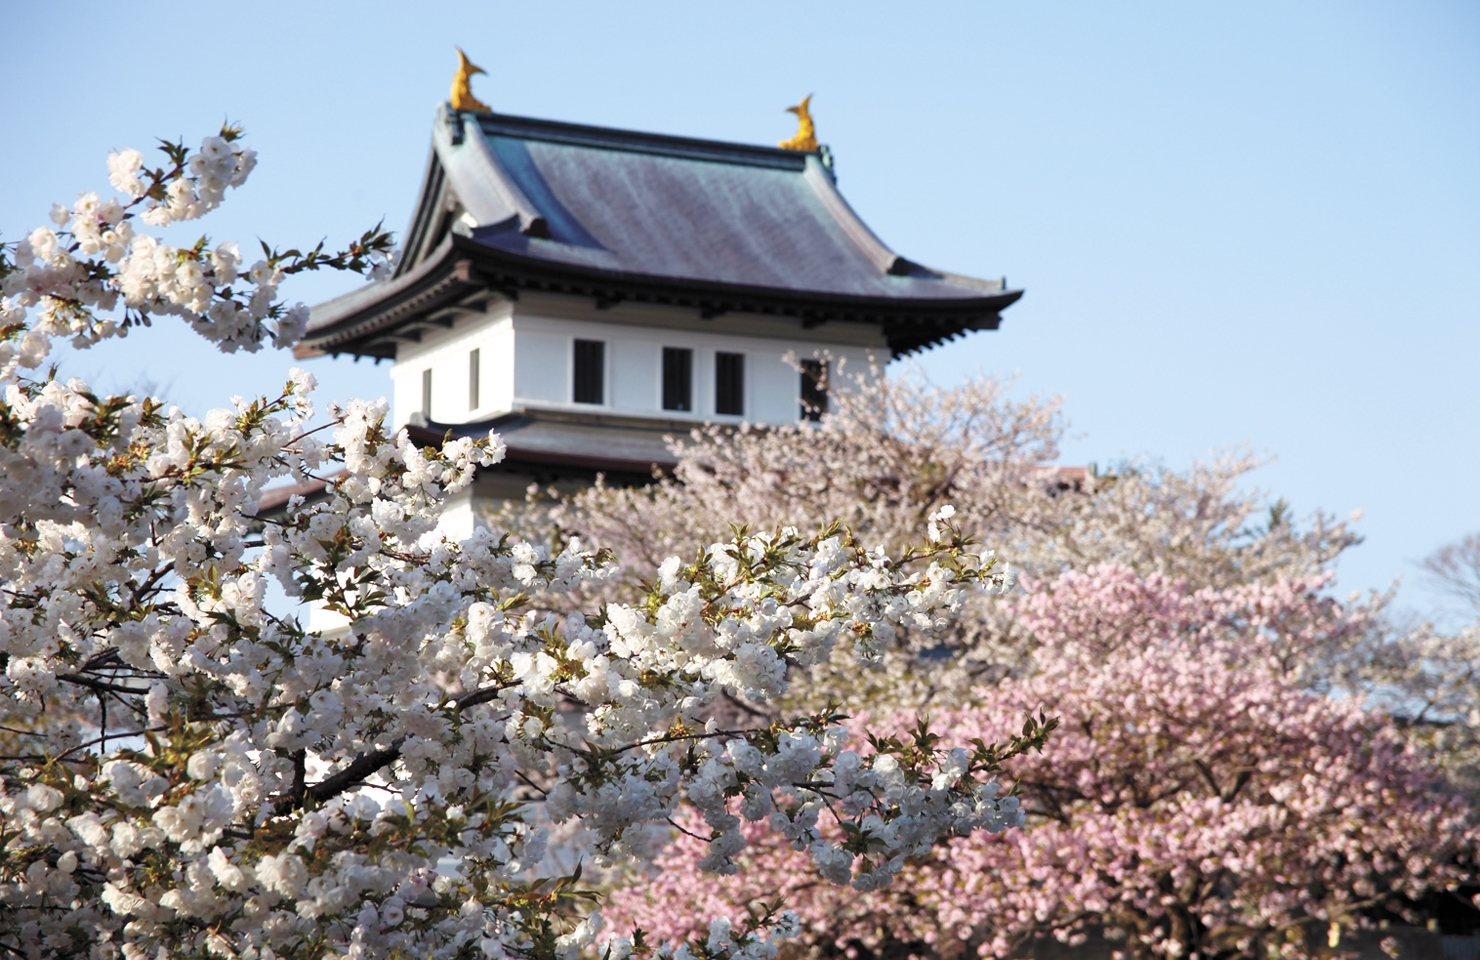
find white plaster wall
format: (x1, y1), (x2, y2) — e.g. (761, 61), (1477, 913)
(512, 329), (569, 404)
(752, 349), (804, 423)
(609, 339), (659, 410)
(387, 294), (886, 429)
(505, 310), (882, 426)
(437, 488), (480, 542)
(391, 302), (516, 428)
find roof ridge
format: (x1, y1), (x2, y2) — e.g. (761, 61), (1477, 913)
(474, 111), (809, 170)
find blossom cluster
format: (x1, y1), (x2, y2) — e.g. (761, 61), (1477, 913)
(0, 124), (393, 361)
(0, 132), (1043, 960)
(606, 567), (1477, 960)
(520, 359), (1480, 853)
(0, 370), (1025, 959)
(508, 371), (1362, 717)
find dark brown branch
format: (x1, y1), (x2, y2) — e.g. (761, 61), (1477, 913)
(1225, 768), (1253, 802)
(79, 649), (126, 673)
(453, 681), (516, 711)
(304, 737), (406, 804)
(665, 815), (710, 842)
(1192, 758), (1221, 797)
(291, 748), (307, 807)
(513, 768), (549, 799)
(555, 726), (751, 763)
(56, 673), (149, 696)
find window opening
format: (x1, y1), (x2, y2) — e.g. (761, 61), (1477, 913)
(573, 340), (605, 404)
(662, 347), (693, 412)
(715, 352), (745, 416)
(800, 359), (827, 422)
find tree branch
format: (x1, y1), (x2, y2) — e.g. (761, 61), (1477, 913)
(56, 673), (150, 696)
(304, 737), (407, 804)
(454, 682), (515, 711)
(291, 748), (306, 807)
(274, 680), (518, 810)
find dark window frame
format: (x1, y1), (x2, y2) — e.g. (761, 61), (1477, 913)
(800, 359), (828, 422)
(573, 339), (605, 405)
(715, 352), (745, 416)
(421, 367), (433, 419)
(662, 347), (693, 412)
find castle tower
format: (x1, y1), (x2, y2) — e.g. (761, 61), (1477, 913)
(296, 102), (1021, 512)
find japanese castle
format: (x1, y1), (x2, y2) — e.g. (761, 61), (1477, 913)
(296, 74), (1021, 507)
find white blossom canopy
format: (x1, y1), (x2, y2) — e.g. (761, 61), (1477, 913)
(0, 128), (1049, 960)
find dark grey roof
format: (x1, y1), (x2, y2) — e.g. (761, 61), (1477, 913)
(300, 106), (1020, 360)
(412, 406), (679, 473)
(403, 408), (680, 489)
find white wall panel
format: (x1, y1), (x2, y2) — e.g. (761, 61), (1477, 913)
(513, 330), (569, 404)
(388, 295), (885, 427)
(390, 304), (516, 428)
(751, 352), (800, 423)
(610, 339), (658, 412)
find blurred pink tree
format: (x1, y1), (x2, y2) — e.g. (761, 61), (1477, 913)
(606, 566), (1477, 960)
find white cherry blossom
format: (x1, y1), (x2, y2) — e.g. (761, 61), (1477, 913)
(0, 129), (1045, 960)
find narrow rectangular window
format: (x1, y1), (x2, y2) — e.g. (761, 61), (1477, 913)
(468, 348), (481, 410)
(662, 347), (693, 412)
(715, 352), (744, 416)
(800, 359), (827, 421)
(421, 368), (433, 419)
(573, 339), (605, 404)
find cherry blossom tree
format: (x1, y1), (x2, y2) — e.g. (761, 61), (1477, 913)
(1420, 534), (1480, 616)
(0, 129), (1053, 960)
(506, 372), (1361, 718)
(1357, 535), (1480, 801)
(529, 369), (1480, 829)
(607, 567), (1478, 960)
(538, 368), (1358, 596)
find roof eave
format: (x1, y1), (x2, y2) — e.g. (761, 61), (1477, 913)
(300, 232), (1022, 360)
(404, 423), (676, 476)
(296, 235), (482, 359)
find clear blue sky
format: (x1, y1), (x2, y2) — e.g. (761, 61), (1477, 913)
(2, 1), (1476, 616)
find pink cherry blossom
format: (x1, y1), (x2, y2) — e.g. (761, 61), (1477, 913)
(606, 567), (1476, 960)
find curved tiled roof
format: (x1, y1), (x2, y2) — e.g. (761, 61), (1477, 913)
(301, 106), (1019, 359)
